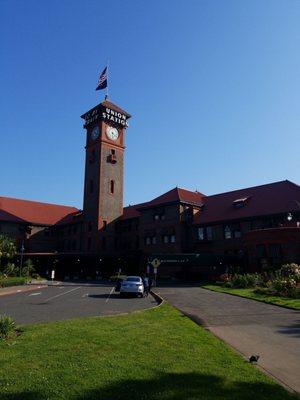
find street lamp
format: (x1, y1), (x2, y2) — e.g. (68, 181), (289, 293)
(20, 240), (25, 277)
(287, 212), (293, 222)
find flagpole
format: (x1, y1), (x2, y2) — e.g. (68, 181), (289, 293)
(105, 59), (109, 100)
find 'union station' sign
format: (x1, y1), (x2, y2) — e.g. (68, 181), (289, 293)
(82, 106), (129, 128)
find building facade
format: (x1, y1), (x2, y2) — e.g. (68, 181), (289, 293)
(1, 98), (300, 279)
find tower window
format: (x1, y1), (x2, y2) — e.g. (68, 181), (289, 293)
(111, 149), (115, 155)
(110, 180), (115, 194)
(103, 220), (107, 230)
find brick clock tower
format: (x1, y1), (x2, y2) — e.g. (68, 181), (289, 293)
(81, 99), (131, 253)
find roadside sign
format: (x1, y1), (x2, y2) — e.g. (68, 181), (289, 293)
(146, 264), (150, 274)
(154, 267), (157, 274)
(151, 258), (161, 268)
(51, 270), (55, 280)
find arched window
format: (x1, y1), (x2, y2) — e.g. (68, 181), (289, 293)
(110, 180), (115, 194)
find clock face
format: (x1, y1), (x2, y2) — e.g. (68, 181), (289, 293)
(106, 126), (119, 141)
(91, 126), (99, 140)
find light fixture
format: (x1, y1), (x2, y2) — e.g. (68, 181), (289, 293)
(287, 212), (293, 222)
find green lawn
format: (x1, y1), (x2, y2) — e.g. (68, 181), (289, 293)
(0, 303), (297, 400)
(202, 284), (300, 310)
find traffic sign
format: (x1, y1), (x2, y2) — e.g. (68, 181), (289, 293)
(151, 258), (161, 268)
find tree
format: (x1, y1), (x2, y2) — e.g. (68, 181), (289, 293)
(0, 235), (17, 271)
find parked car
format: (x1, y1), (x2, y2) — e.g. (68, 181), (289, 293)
(120, 276), (144, 297)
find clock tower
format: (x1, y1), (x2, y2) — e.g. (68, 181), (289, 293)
(81, 99), (131, 253)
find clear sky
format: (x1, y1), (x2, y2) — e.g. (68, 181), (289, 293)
(1, 0), (300, 208)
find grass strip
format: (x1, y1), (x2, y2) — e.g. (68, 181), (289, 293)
(0, 303), (297, 399)
(202, 284), (300, 310)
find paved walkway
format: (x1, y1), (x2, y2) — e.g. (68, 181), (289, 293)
(0, 284), (47, 297)
(156, 285), (300, 394)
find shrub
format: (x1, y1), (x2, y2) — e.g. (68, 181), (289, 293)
(0, 276), (27, 288)
(272, 277), (298, 297)
(21, 259), (35, 277)
(231, 273), (262, 288)
(279, 263), (300, 282)
(0, 315), (16, 339)
(3, 262), (17, 277)
(219, 273), (231, 283)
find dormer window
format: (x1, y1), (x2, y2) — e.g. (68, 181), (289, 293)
(233, 197), (250, 209)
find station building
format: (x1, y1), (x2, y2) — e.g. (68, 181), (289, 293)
(1, 98), (300, 279)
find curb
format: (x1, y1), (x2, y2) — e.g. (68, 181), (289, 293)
(201, 285), (300, 311)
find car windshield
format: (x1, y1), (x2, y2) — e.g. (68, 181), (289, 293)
(126, 278), (141, 282)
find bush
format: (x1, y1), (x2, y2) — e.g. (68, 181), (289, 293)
(231, 273), (262, 288)
(272, 277), (298, 297)
(219, 273), (231, 283)
(0, 315), (16, 339)
(279, 263), (300, 282)
(0, 276), (27, 288)
(3, 262), (18, 277)
(21, 259), (35, 277)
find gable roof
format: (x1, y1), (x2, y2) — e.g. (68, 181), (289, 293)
(137, 187), (205, 210)
(121, 188), (205, 220)
(194, 180), (300, 225)
(122, 202), (147, 220)
(0, 197), (80, 226)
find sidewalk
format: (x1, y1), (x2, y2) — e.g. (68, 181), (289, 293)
(0, 284), (47, 297)
(156, 285), (300, 394)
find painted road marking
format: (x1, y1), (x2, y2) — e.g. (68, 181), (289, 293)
(43, 287), (81, 302)
(105, 287), (115, 303)
(17, 290), (22, 292)
(29, 292), (41, 296)
(82, 293), (89, 298)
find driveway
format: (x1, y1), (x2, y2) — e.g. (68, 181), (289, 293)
(0, 282), (157, 324)
(156, 285), (300, 394)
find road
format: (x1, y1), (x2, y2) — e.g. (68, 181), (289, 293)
(156, 285), (300, 394)
(0, 282), (157, 324)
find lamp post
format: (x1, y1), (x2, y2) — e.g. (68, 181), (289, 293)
(20, 240), (25, 277)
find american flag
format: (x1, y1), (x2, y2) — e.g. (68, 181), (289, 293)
(95, 66), (108, 91)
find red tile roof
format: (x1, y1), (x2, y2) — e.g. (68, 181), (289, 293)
(81, 99), (131, 120)
(193, 180), (300, 225)
(101, 99), (131, 118)
(138, 187), (205, 210)
(122, 188), (205, 219)
(122, 202), (147, 220)
(0, 197), (80, 225)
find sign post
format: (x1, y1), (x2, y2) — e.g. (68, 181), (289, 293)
(51, 270), (55, 285)
(150, 258), (161, 287)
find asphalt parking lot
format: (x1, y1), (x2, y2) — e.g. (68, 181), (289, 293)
(0, 282), (157, 324)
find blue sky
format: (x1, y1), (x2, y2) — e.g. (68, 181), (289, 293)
(1, 0), (300, 208)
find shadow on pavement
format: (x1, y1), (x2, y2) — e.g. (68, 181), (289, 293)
(277, 319), (300, 338)
(1, 371), (296, 400)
